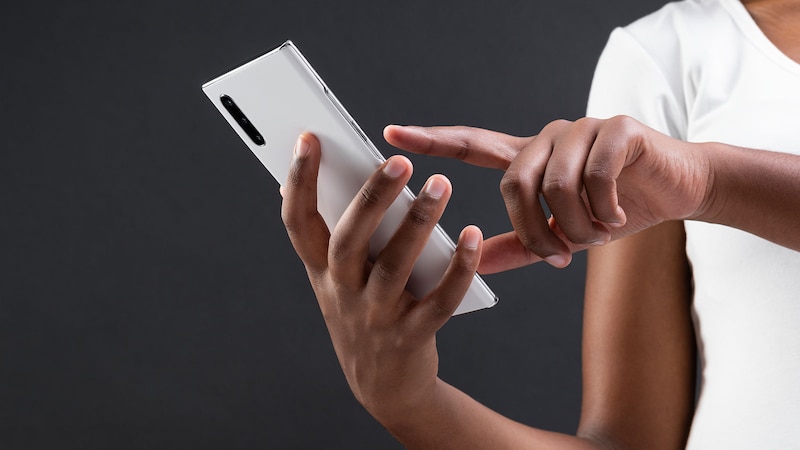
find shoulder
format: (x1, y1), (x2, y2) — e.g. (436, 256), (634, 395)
(588, 1), (744, 136)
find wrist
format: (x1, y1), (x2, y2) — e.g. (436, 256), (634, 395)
(688, 141), (726, 223)
(674, 142), (723, 221)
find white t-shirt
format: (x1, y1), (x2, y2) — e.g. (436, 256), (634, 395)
(586, 0), (800, 447)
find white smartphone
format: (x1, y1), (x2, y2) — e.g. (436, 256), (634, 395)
(201, 41), (497, 315)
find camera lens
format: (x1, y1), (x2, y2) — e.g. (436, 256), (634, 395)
(220, 94), (265, 146)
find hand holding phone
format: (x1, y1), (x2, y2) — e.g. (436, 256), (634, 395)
(202, 41), (496, 315)
(281, 130), (485, 427)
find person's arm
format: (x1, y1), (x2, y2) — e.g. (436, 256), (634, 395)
(380, 379), (603, 449)
(282, 133), (690, 449)
(579, 221), (696, 450)
(383, 119), (800, 274)
(697, 142), (800, 252)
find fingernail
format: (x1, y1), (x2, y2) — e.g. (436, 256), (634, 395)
(545, 253), (569, 268)
(383, 157), (407, 178)
(462, 227), (481, 249)
(424, 176), (447, 199)
(294, 135), (309, 158)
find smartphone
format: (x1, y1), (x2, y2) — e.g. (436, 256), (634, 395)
(201, 41), (497, 315)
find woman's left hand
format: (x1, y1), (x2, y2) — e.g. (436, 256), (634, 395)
(384, 116), (712, 272)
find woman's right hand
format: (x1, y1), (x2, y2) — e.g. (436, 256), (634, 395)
(280, 133), (483, 427)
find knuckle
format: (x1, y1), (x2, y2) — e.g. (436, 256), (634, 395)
(327, 235), (350, 265)
(358, 185), (382, 209)
(543, 118), (572, 133)
(499, 172), (526, 197)
(372, 261), (401, 283)
(584, 165), (614, 186)
(516, 228), (548, 255)
(455, 138), (471, 161)
(609, 115), (640, 136)
(572, 116), (597, 130)
(388, 332), (412, 351)
(551, 118), (572, 128)
(541, 176), (574, 198)
(406, 203), (433, 227)
(281, 210), (302, 235)
(419, 131), (437, 156)
(427, 299), (454, 320)
(451, 253), (477, 277)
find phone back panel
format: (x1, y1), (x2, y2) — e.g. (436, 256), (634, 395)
(202, 41), (496, 315)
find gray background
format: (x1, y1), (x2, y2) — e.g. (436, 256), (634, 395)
(1, 1), (666, 448)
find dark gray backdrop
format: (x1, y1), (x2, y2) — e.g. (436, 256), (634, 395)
(1, 1), (667, 448)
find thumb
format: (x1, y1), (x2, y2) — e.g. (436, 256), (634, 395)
(479, 221), (591, 273)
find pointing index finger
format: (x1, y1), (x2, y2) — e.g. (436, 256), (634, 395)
(384, 124), (529, 170)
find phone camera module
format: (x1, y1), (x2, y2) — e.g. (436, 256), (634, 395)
(220, 95), (265, 146)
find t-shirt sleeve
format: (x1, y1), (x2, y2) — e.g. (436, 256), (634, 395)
(587, 27), (687, 140)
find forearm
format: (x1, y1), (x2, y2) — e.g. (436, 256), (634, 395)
(378, 378), (604, 450)
(695, 143), (800, 251)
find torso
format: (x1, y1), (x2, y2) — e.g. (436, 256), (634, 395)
(656, 2), (800, 447)
(587, 0), (800, 447)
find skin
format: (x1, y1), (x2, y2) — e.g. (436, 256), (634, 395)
(282, 134), (605, 449)
(741, 0), (800, 64)
(280, 2), (800, 448)
(579, 221), (696, 449)
(581, 4), (800, 447)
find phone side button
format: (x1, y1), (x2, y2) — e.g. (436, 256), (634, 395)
(350, 120), (367, 143)
(350, 121), (383, 160)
